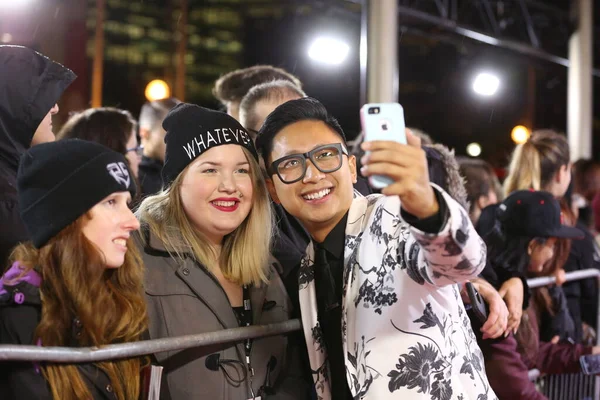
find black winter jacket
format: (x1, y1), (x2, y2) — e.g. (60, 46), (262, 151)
(0, 263), (117, 400)
(0, 45), (75, 266)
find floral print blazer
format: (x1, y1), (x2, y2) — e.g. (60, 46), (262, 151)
(298, 186), (498, 400)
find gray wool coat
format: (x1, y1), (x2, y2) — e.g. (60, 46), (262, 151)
(138, 231), (310, 400)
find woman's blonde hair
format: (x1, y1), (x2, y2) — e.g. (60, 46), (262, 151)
(503, 129), (570, 196)
(8, 216), (147, 400)
(137, 147), (273, 286)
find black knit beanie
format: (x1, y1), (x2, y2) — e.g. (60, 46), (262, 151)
(18, 139), (137, 248)
(161, 103), (258, 186)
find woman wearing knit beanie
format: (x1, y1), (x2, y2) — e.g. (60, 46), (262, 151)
(0, 139), (147, 400)
(136, 103), (309, 399)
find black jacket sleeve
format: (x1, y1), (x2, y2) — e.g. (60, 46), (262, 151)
(0, 304), (52, 400)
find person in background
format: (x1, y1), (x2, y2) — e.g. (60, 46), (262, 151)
(212, 65), (302, 121)
(479, 190), (598, 400)
(239, 80), (306, 138)
(0, 140), (146, 400)
(0, 45), (76, 267)
(572, 159), (600, 231)
(458, 157), (502, 225)
(57, 107), (142, 179)
(138, 97), (181, 197)
(484, 130), (597, 343)
(256, 97), (495, 399)
(136, 103), (308, 399)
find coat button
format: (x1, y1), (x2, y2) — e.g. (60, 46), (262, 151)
(74, 318), (82, 328)
(182, 268), (190, 276)
(106, 384), (113, 392)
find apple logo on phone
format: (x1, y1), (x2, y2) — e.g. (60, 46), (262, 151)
(380, 120), (390, 131)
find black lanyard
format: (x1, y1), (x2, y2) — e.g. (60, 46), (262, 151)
(241, 285), (256, 398)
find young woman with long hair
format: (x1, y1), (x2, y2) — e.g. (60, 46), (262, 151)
(136, 103), (307, 399)
(0, 139), (146, 400)
(482, 129), (598, 344)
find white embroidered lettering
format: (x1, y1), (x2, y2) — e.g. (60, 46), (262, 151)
(194, 135), (206, 153)
(222, 129), (231, 142)
(229, 128), (239, 141)
(207, 131), (218, 146)
(183, 142), (196, 159)
(106, 162), (131, 188)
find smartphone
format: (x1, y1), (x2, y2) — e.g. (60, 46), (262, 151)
(360, 103), (407, 189)
(466, 282), (488, 323)
(580, 354), (600, 375)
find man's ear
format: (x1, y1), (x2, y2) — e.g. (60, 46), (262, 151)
(266, 178), (281, 204)
(348, 154), (358, 184)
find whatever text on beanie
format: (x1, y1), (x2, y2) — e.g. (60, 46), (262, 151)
(161, 103), (258, 186)
(18, 139), (136, 248)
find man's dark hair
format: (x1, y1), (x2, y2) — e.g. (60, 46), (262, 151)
(139, 97), (181, 133)
(212, 65), (302, 105)
(57, 107), (137, 155)
(457, 157), (500, 214)
(255, 97), (346, 167)
(239, 80), (306, 131)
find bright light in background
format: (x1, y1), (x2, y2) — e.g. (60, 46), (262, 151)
(466, 142), (482, 157)
(308, 37), (350, 65)
(511, 125), (530, 144)
(472, 72), (500, 96)
(1, 34), (13, 43)
(145, 80), (170, 101)
(0, 0), (34, 10)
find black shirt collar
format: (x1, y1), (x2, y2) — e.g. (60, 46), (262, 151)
(316, 212), (349, 260)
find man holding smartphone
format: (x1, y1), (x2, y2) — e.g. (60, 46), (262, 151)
(256, 97), (497, 400)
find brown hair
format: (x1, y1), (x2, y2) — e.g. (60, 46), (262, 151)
(572, 159), (600, 202)
(458, 157), (502, 216)
(213, 65), (302, 105)
(9, 216), (147, 400)
(503, 129), (570, 195)
(57, 107), (138, 155)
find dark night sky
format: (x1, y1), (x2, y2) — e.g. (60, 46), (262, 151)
(240, 3), (599, 168)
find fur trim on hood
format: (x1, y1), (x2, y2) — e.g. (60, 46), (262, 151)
(424, 144), (469, 212)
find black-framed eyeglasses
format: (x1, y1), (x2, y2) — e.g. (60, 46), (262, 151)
(268, 143), (349, 184)
(126, 145), (144, 157)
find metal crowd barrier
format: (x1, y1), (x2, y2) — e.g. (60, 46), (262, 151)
(526, 268), (600, 400)
(0, 320), (301, 362)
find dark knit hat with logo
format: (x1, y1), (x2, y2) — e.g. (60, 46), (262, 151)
(18, 139), (136, 248)
(161, 103), (258, 186)
(498, 190), (583, 239)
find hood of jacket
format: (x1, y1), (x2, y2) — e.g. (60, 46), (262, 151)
(0, 45), (76, 176)
(424, 143), (469, 211)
